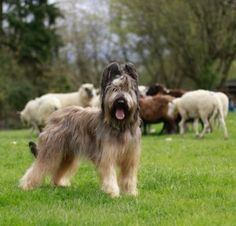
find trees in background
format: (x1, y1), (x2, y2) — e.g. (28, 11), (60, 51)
(0, 0), (64, 127)
(0, 0), (236, 128)
(57, 0), (123, 86)
(110, 0), (236, 89)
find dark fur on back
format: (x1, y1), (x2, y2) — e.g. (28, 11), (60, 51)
(147, 83), (186, 98)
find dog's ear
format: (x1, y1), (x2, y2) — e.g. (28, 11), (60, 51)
(100, 62), (121, 111)
(101, 62), (121, 89)
(107, 62), (121, 80)
(124, 63), (138, 80)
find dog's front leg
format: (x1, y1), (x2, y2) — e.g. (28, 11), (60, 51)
(98, 160), (120, 198)
(118, 147), (140, 196)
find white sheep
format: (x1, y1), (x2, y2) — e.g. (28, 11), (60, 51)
(20, 83), (97, 132)
(138, 85), (148, 97)
(20, 98), (41, 132)
(36, 96), (62, 129)
(20, 96), (61, 132)
(41, 83), (96, 108)
(168, 90), (228, 139)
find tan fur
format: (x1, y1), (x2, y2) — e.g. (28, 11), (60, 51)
(19, 62), (141, 197)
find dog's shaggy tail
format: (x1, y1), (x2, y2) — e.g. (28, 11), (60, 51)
(29, 141), (38, 158)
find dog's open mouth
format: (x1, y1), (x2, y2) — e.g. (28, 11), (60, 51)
(113, 98), (128, 121)
(115, 108), (125, 120)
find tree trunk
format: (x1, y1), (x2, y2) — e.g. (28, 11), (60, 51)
(0, 0), (3, 35)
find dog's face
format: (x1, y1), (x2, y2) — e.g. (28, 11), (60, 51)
(101, 62), (139, 129)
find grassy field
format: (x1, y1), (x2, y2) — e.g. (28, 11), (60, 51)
(0, 113), (236, 226)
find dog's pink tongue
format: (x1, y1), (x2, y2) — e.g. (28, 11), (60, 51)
(115, 109), (125, 120)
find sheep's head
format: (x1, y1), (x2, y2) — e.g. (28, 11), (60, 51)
(78, 83), (96, 101)
(168, 100), (178, 118)
(20, 111), (30, 126)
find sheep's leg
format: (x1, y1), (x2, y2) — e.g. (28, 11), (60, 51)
(208, 117), (214, 133)
(179, 118), (186, 135)
(159, 122), (168, 135)
(199, 119), (210, 138)
(193, 118), (199, 137)
(143, 123), (148, 135)
(218, 116), (228, 139)
(32, 122), (40, 135)
(167, 119), (177, 134)
(208, 108), (218, 133)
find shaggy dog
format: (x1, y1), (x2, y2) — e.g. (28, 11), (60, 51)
(19, 62), (141, 198)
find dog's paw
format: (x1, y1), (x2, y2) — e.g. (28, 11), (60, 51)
(19, 180), (35, 191)
(121, 188), (138, 197)
(102, 184), (120, 198)
(128, 189), (138, 197)
(110, 191), (120, 198)
(57, 178), (71, 187)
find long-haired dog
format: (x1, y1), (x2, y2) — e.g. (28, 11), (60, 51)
(19, 62), (141, 197)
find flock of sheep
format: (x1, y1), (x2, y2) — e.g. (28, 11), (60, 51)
(139, 84), (229, 139)
(20, 83), (229, 139)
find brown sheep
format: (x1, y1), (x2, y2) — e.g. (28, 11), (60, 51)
(139, 94), (177, 135)
(146, 83), (186, 97)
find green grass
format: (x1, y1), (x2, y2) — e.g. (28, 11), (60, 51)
(0, 114), (236, 226)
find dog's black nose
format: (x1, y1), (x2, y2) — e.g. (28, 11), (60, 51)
(117, 99), (125, 104)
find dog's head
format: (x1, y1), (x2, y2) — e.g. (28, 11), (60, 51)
(101, 62), (140, 130)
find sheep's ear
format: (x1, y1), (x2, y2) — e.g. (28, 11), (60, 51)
(123, 62), (138, 80)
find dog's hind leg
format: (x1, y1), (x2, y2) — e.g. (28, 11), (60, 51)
(52, 156), (80, 187)
(19, 160), (47, 190)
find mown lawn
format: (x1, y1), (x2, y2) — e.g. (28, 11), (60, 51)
(0, 113), (236, 226)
